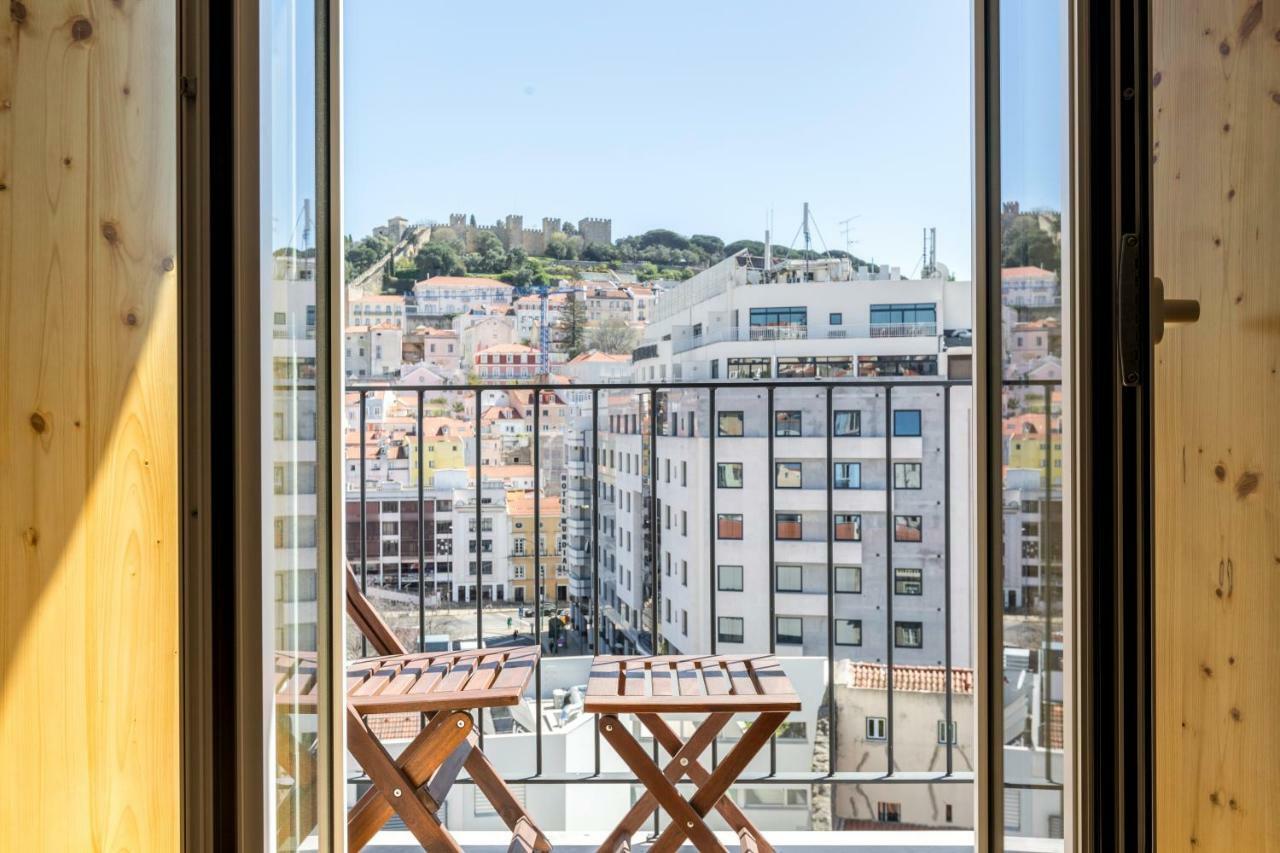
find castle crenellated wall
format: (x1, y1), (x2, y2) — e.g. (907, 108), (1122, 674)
(440, 212), (612, 255)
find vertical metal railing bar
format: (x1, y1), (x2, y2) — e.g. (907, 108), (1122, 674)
(649, 387), (660, 655)
(648, 387), (661, 841)
(534, 396), (543, 776)
(417, 391), (426, 655)
(417, 391), (427, 732)
(943, 387), (954, 776)
(474, 388), (484, 751)
(709, 386), (719, 771)
(1041, 381), (1054, 784)
(766, 385), (777, 775)
(592, 390), (601, 776)
(359, 390), (368, 659)
(884, 386), (895, 774)
(825, 386), (836, 776)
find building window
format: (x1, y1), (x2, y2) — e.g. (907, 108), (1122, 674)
(894, 567), (924, 595)
(717, 514), (744, 539)
(774, 410), (802, 437)
(866, 717), (887, 740)
(749, 306), (807, 335)
(774, 461), (803, 489)
(835, 565), (862, 593)
(774, 513), (802, 540)
(775, 617), (804, 646)
(829, 312), (842, 325)
(870, 302), (937, 330)
(894, 621), (924, 648)
(833, 462), (861, 489)
(718, 411), (744, 437)
(776, 564), (803, 592)
(717, 462), (744, 488)
(892, 409), (923, 436)
(718, 565), (744, 591)
(876, 802), (902, 823)
(726, 357), (771, 379)
(681, 560), (688, 586)
(835, 619), (862, 646)
(834, 513), (861, 541)
(718, 617), (745, 644)
(894, 515), (923, 542)
(682, 610), (688, 635)
(894, 462), (923, 489)
(681, 511), (688, 535)
(937, 720), (958, 744)
(833, 410), (861, 436)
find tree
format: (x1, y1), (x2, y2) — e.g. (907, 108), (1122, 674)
(415, 241), (465, 278)
(587, 318), (637, 355)
(554, 294), (589, 358)
(689, 234), (725, 258)
(543, 232), (579, 260)
(1001, 213), (1060, 272)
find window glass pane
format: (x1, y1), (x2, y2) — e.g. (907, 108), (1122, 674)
(893, 409), (923, 436)
(774, 513), (802, 540)
(265, 0), (326, 845)
(717, 462), (743, 488)
(775, 462), (803, 489)
(776, 617), (804, 645)
(835, 565), (862, 593)
(717, 514), (743, 539)
(894, 462), (923, 489)
(834, 462), (861, 489)
(894, 515), (923, 542)
(718, 565), (744, 592)
(774, 410), (802, 437)
(776, 565), (803, 592)
(834, 514), (862, 541)
(835, 619), (862, 646)
(717, 411), (744, 436)
(833, 410), (861, 436)
(894, 567), (923, 595)
(1000, 0), (1068, 840)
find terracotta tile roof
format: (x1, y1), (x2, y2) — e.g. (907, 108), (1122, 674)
(415, 276), (513, 289)
(840, 661), (974, 695)
(1001, 265), (1057, 279)
(1047, 702), (1063, 750)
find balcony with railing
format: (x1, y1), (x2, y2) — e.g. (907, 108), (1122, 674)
(670, 323), (940, 355)
(341, 378), (1066, 849)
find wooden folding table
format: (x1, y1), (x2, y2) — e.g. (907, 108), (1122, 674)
(585, 655), (802, 853)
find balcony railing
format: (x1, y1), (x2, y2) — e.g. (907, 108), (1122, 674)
(342, 378), (1065, 841)
(670, 323), (939, 354)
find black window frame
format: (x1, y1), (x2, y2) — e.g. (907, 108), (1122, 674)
(833, 410), (861, 437)
(717, 411), (745, 437)
(894, 461), (923, 489)
(833, 462), (861, 489)
(775, 564), (804, 593)
(775, 616), (804, 646)
(717, 564), (744, 592)
(835, 618), (863, 646)
(894, 620), (924, 648)
(774, 410), (802, 437)
(774, 461), (803, 489)
(835, 565), (862, 593)
(894, 514), (923, 542)
(892, 409), (923, 436)
(717, 461), (744, 489)
(894, 566), (924, 595)
(717, 616), (745, 644)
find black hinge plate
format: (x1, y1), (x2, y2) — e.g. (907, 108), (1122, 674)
(1117, 232), (1142, 387)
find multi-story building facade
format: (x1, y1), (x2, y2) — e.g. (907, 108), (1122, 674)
(344, 323), (403, 378)
(346, 292), (407, 331)
(411, 275), (513, 319)
(507, 493), (567, 606)
(475, 343), (540, 380)
(634, 252), (971, 383)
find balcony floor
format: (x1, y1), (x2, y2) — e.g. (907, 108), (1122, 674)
(360, 830), (1063, 851)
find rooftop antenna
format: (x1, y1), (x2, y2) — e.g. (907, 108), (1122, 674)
(838, 215), (861, 256)
(802, 202), (812, 278)
(921, 227), (937, 278)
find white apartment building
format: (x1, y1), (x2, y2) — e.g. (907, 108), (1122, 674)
(411, 275), (513, 318)
(343, 474), (513, 603)
(587, 383), (973, 669)
(1000, 265), (1060, 310)
(513, 291), (568, 341)
(634, 252), (972, 383)
(346, 292), (407, 331)
(344, 323), (403, 378)
(270, 254), (320, 650)
(1001, 468), (1063, 610)
(455, 314), (517, 365)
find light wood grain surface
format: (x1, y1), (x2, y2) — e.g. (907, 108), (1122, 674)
(0, 1), (179, 849)
(1153, 1), (1279, 850)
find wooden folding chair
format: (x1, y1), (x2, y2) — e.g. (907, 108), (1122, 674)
(273, 566), (550, 852)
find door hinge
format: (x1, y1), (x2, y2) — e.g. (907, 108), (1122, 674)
(1117, 232), (1143, 387)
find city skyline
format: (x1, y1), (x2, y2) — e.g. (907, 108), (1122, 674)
(340, 1), (1066, 276)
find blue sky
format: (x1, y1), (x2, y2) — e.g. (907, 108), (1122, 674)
(333, 1), (1063, 275)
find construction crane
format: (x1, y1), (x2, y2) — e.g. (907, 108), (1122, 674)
(537, 283), (550, 377)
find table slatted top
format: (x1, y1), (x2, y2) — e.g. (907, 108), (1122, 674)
(584, 655), (801, 713)
(274, 646), (538, 715)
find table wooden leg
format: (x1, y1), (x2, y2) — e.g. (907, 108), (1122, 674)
(598, 714), (726, 853)
(647, 712), (789, 853)
(598, 712), (731, 851)
(346, 706), (472, 852)
(637, 714), (776, 853)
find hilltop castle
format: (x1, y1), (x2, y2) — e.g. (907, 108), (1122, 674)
(436, 213), (612, 255)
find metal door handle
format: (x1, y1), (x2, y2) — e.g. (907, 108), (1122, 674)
(1150, 276), (1199, 344)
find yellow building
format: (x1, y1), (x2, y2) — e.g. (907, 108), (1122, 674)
(1005, 413), (1063, 485)
(507, 492), (565, 606)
